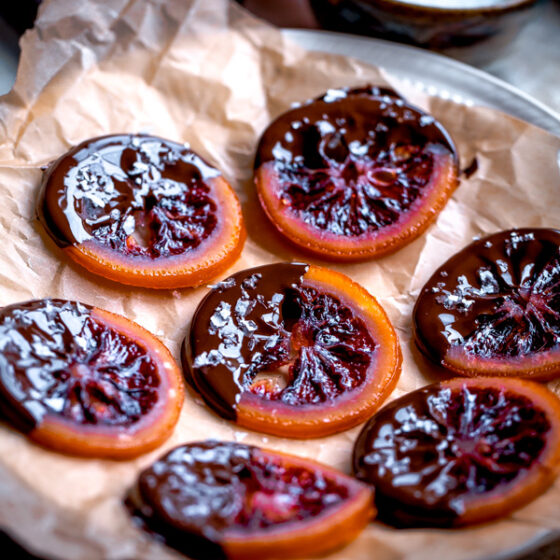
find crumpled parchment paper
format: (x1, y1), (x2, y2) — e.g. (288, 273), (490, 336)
(1, 1), (560, 559)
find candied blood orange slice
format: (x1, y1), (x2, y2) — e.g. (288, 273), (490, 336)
(353, 377), (560, 527)
(184, 263), (401, 438)
(414, 228), (560, 379)
(0, 299), (184, 458)
(254, 86), (458, 260)
(38, 134), (245, 289)
(127, 440), (375, 560)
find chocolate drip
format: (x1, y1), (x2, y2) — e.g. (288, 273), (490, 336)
(413, 228), (560, 365)
(0, 299), (159, 432)
(353, 382), (550, 527)
(38, 134), (220, 258)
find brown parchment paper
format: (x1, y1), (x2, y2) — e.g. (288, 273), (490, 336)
(1, 1), (560, 559)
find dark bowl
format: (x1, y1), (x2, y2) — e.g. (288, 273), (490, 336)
(310, 0), (538, 64)
(0, 0), (41, 34)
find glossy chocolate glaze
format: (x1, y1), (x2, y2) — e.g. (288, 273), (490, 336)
(0, 299), (159, 432)
(414, 229), (560, 366)
(255, 86), (457, 238)
(38, 134), (221, 258)
(127, 440), (350, 559)
(353, 381), (550, 527)
(185, 262), (375, 421)
(256, 86), (456, 168)
(186, 263), (308, 420)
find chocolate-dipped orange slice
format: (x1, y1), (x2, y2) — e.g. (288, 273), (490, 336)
(414, 228), (560, 379)
(0, 299), (183, 458)
(127, 440), (375, 559)
(254, 87), (458, 260)
(353, 377), (560, 527)
(38, 134), (245, 289)
(184, 263), (401, 438)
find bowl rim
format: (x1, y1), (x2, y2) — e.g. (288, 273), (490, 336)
(357, 0), (537, 15)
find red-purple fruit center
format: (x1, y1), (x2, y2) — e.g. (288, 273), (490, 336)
(235, 452), (349, 528)
(277, 130), (435, 237)
(246, 285), (375, 405)
(361, 385), (549, 513)
(0, 300), (160, 426)
(432, 237), (560, 359)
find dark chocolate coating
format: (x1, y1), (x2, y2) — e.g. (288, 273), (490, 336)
(0, 299), (159, 432)
(127, 441), (248, 560)
(184, 262), (376, 421)
(353, 381), (550, 527)
(38, 134), (220, 257)
(255, 85), (457, 169)
(413, 228), (560, 367)
(127, 440), (350, 559)
(185, 263), (309, 420)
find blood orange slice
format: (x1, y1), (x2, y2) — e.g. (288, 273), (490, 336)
(254, 86), (458, 260)
(0, 299), (184, 459)
(414, 228), (560, 379)
(127, 440), (375, 559)
(184, 263), (401, 437)
(38, 134), (245, 289)
(353, 377), (560, 527)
